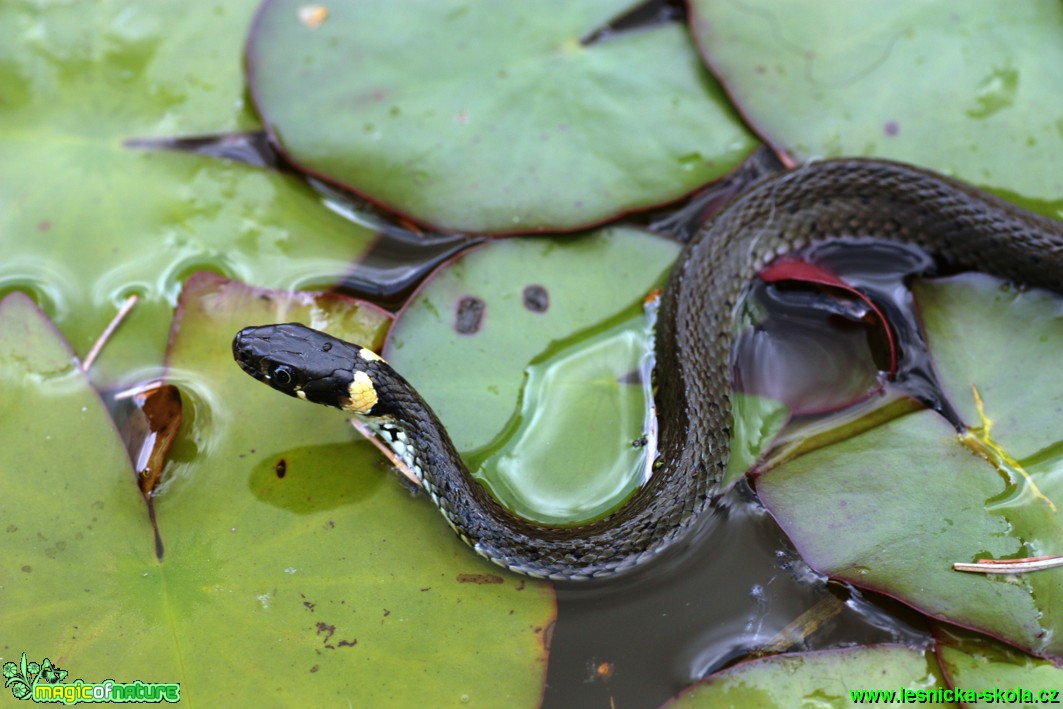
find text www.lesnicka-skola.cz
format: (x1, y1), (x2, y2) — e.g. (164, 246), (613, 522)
(849, 687), (1060, 704)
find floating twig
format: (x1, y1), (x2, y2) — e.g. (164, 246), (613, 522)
(81, 293), (139, 372)
(954, 555), (1063, 574)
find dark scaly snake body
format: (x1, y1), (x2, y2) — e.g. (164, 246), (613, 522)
(233, 158), (1063, 581)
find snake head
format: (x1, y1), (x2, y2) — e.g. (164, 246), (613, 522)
(232, 323), (388, 414)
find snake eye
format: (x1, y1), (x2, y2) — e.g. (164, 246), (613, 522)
(272, 365), (293, 385)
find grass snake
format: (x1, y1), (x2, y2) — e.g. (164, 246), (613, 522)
(232, 158), (1063, 581)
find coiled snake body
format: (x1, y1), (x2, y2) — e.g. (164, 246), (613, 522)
(233, 158), (1063, 581)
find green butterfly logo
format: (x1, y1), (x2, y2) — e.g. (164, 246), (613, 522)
(3, 653), (68, 700)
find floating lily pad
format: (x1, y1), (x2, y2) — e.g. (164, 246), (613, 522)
(388, 227), (679, 522)
(689, 0), (1063, 208)
(935, 625), (1063, 703)
(724, 393), (790, 488)
(0, 278), (554, 704)
(916, 276), (1063, 458)
(165, 273), (553, 704)
(668, 645), (946, 708)
(757, 275), (1063, 659)
(0, 0), (376, 386)
(247, 0), (757, 233)
(0, 292), (148, 671)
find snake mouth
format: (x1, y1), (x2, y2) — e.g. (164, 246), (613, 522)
(232, 328), (268, 383)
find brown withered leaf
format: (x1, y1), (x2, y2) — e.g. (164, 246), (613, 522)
(120, 384), (183, 497)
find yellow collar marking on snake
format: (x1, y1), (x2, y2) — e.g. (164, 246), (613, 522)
(359, 348), (384, 363)
(344, 370), (378, 413)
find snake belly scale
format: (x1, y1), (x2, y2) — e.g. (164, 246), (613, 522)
(233, 158), (1063, 581)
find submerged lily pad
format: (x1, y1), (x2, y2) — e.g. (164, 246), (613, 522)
(756, 274), (1063, 659)
(669, 645), (946, 708)
(388, 227), (679, 523)
(247, 0), (757, 233)
(689, 0), (1063, 209)
(0, 0), (376, 386)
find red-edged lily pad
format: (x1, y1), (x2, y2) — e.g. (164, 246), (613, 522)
(756, 274), (1063, 660)
(935, 625), (1063, 701)
(161, 273), (554, 703)
(689, 0), (1063, 208)
(0, 0), (377, 387)
(0, 276), (555, 705)
(388, 227), (679, 523)
(668, 645), (946, 708)
(247, 0), (757, 233)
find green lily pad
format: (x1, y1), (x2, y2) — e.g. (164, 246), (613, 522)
(916, 276), (1063, 459)
(0, 277), (555, 705)
(247, 0), (757, 234)
(668, 645), (946, 708)
(756, 274), (1063, 659)
(0, 0), (376, 386)
(689, 0), (1063, 208)
(724, 393), (790, 488)
(0, 292), (148, 671)
(388, 227), (679, 523)
(936, 625), (1063, 704)
(167, 273), (552, 704)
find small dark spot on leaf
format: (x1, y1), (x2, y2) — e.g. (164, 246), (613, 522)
(21, 565), (31, 573)
(6, 524), (16, 533)
(383, 608), (390, 617)
(310, 665), (319, 673)
(632, 436), (648, 448)
(420, 587), (431, 592)
(303, 601), (316, 612)
(516, 579), (526, 591)
(337, 638), (357, 648)
(884, 121), (899, 137)
(522, 284), (549, 313)
(316, 622), (335, 644)
(457, 573), (504, 584)
(455, 296), (485, 334)
(324, 520), (335, 529)
(275, 459), (287, 478)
